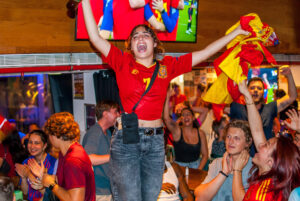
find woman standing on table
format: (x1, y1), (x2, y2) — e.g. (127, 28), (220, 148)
(82, 0), (249, 199)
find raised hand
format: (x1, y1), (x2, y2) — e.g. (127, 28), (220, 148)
(28, 158), (45, 180)
(238, 79), (250, 97)
(235, 25), (250, 36)
(152, 0), (164, 12)
(222, 152), (232, 175)
(284, 109), (300, 132)
(233, 150), (249, 171)
(161, 182), (177, 194)
(15, 163), (30, 179)
(280, 65), (292, 77)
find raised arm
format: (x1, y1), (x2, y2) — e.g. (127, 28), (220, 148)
(277, 66), (297, 112)
(144, 4), (166, 31)
(238, 80), (266, 148)
(82, 0), (111, 57)
(232, 150), (250, 201)
(152, 0), (179, 33)
(198, 129), (208, 170)
(163, 88), (180, 140)
(192, 106), (209, 124)
(191, 26), (249, 67)
(284, 109), (300, 133)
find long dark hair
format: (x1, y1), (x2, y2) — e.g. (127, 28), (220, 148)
(2, 129), (29, 164)
(247, 136), (300, 200)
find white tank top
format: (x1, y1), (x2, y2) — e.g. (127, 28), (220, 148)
(157, 161), (181, 201)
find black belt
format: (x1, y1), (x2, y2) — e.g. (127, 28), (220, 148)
(139, 127), (164, 136)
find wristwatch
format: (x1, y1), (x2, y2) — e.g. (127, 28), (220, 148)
(49, 181), (57, 191)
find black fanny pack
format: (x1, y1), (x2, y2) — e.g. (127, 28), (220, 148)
(119, 61), (159, 144)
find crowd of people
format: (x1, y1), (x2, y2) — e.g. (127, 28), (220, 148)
(0, 2), (300, 201)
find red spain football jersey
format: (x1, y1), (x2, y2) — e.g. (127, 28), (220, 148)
(148, 0), (180, 41)
(104, 44), (192, 120)
(243, 179), (283, 201)
(112, 0), (149, 40)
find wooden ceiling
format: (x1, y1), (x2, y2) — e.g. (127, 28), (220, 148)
(0, 0), (299, 54)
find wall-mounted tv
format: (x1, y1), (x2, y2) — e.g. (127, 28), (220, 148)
(247, 67), (278, 103)
(76, 0), (198, 42)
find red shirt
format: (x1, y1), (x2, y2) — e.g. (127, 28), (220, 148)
(243, 179), (283, 201)
(170, 94), (187, 112)
(0, 143), (15, 177)
(104, 44), (192, 120)
(112, 0), (149, 40)
(57, 143), (95, 201)
(148, 0), (180, 41)
(77, 0), (104, 39)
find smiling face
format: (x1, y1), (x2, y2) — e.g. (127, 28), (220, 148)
(225, 127), (250, 156)
(248, 80), (264, 104)
(180, 108), (194, 127)
(252, 137), (277, 171)
(105, 107), (120, 127)
(130, 26), (156, 62)
(28, 134), (47, 158)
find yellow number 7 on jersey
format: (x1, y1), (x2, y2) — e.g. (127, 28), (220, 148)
(143, 78), (150, 90)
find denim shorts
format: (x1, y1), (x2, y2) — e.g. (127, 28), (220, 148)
(109, 128), (165, 201)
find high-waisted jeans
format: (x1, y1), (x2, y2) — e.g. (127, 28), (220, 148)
(109, 128), (165, 201)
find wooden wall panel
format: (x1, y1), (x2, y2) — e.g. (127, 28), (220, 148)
(0, 0), (299, 54)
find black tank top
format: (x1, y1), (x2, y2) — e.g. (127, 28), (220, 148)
(173, 128), (201, 163)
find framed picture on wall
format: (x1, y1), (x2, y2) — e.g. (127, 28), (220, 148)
(85, 104), (96, 130)
(73, 73), (84, 99)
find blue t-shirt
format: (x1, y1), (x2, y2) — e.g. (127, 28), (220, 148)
(202, 157), (253, 201)
(289, 187), (300, 201)
(82, 123), (112, 195)
(230, 101), (277, 156)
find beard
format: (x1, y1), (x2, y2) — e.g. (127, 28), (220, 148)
(251, 93), (264, 105)
(254, 97), (265, 105)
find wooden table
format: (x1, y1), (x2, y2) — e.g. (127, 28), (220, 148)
(179, 166), (208, 191)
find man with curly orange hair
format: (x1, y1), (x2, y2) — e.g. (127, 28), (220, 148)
(41, 112), (95, 201)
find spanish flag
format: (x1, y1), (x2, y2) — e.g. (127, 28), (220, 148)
(203, 13), (278, 120)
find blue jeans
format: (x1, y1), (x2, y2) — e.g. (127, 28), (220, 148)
(109, 128), (165, 201)
(175, 158), (200, 169)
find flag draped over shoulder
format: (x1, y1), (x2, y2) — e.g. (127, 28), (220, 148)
(202, 13), (279, 120)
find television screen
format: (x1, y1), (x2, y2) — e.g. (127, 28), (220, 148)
(247, 67), (278, 103)
(76, 0), (198, 42)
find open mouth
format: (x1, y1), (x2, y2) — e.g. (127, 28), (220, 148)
(137, 43), (147, 53)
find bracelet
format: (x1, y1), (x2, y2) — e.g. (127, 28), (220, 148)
(49, 181), (57, 191)
(246, 102), (254, 105)
(219, 171), (228, 178)
(233, 169), (242, 172)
